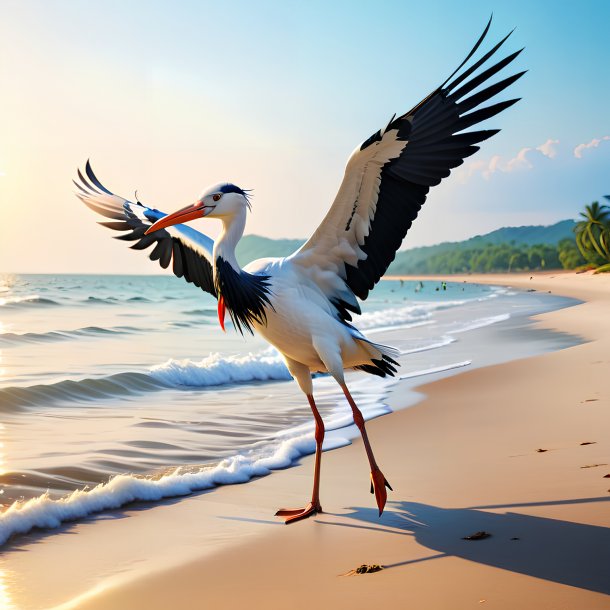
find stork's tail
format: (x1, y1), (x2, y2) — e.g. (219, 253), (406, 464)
(353, 338), (400, 378)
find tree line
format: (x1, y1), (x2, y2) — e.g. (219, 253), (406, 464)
(392, 240), (584, 274)
(392, 197), (610, 274)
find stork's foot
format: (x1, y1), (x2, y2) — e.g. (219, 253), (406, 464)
(370, 468), (393, 516)
(275, 501), (321, 524)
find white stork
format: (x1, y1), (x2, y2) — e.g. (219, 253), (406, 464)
(76, 18), (524, 523)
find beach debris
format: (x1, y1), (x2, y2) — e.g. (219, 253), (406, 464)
(343, 564), (385, 576)
(536, 448), (548, 453)
(580, 441), (597, 445)
(580, 464), (607, 469)
(583, 399), (599, 403)
(462, 531), (491, 540)
(604, 474), (610, 478)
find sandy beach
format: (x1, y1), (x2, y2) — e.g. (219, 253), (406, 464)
(3, 271), (610, 610)
(2, 2), (608, 609)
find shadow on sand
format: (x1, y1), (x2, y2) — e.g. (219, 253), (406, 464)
(319, 497), (610, 595)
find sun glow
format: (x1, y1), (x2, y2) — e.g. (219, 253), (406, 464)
(0, 569), (16, 610)
(0, 424), (6, 478)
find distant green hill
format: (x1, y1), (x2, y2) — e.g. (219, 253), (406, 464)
(236, 220), (576, 271)
(388, 219), (576, 274)
(236, 236), (305, 265)
(461, 219), (576, 247)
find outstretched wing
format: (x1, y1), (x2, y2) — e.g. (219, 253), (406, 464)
(291, 17), (524, 320)
(76, 161), (217, 298)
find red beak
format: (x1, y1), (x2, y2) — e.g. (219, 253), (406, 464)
(145, 202), (206, 235)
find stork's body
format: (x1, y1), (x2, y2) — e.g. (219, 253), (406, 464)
(77, 17), (523, 522)
(243, 259), (391, 377)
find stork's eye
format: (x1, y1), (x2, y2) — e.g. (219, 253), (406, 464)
(212, 193), (221, 202)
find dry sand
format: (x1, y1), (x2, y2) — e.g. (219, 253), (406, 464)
(6, 271), (610, 610)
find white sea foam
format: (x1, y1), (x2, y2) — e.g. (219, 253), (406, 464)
(150, 350), (292, 387)
(147, 304), (469, 389)
(148, 332), (460, 390)
(400, 336), (455, 355)
(0, 419), (348, 546)
(354, 300), (466, 330)
(0, 294), (59, 307)
(399, 360), (471, 380)
(450, 313), (510, 334)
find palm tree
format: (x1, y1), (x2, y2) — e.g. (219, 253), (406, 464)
(602, 196), (610, 257)
(574, 201), (610, 264)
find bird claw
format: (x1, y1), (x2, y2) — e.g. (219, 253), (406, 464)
(275, 502), (321, 524)
(370, 468), (392, 516)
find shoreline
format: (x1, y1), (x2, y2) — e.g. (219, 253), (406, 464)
(4, 271), (610, 610)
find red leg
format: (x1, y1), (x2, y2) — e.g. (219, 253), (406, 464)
(341, 383), (392, 516)
(275, 394), (324, 523)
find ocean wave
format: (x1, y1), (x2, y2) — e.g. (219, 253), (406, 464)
(167, 321), (200, 328)
(1, 293), (196, 309)
(0, 303), (495, 409)
(0, 429), (349, 546)
(84, 296), (155, 305)
(0, 299), (509, 410)
(84, 296), (118, 304)
(0, 372), (167, 411)
(450, 313), (510, 334)
(150, 351), (292, 387)
(182, 308), (217, 317)
(0, 350), (293, 410)
(0, 295), (60, 308)
(400, 336), (455, 355)
(0, 325), (139, 346)
(355, 300), (466, 330)
(398, 360), (471, 380)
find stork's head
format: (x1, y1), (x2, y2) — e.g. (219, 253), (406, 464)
(145, 183), (250, 235)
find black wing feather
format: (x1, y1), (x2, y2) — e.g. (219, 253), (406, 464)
(344, 20), (524, 300)
(76, 164), (217, 298)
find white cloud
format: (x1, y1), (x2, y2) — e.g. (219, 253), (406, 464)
(459, 146), (530, 181)
(457, 137), (562, 183)
(573, 135), (610, 158)
(536, 138), (560, 159)
(487, 155), (502, 174)
(459, 159), (489, 181)
(505, 147), (534, 172)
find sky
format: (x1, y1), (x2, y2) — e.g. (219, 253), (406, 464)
(0, 0), (608, 273)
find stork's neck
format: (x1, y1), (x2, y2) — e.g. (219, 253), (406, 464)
(213, 208), (247, 271)
(211, 206), (272, 336)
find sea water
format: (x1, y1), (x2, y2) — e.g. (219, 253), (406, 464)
(0, 273), (577, 545)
